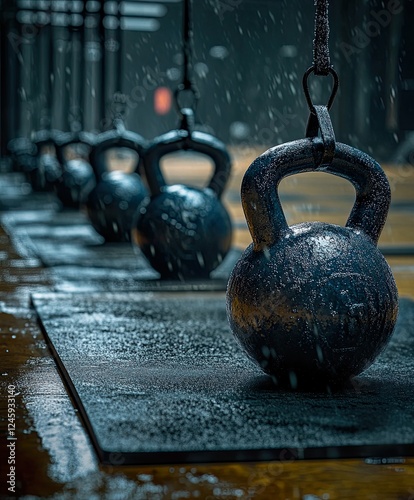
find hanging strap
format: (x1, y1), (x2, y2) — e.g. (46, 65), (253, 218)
(174, 0), (198, 120)
(313, 0), (331, 76)
(303, 0), (337, 164)
(303, 0), (339, 113)
(306, 105), (336, 165)
(107, 3), (128, 126)
(182, 0), (193, 90)
(114, 0), (123, 99)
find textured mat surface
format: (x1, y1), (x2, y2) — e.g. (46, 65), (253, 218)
(0, 173), (58, 211)
(3, 210), (240, 290)
(32, 292), (414, 465)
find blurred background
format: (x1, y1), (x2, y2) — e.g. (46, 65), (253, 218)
(1, 0), (414, 159)
(0, 0), (413, 256)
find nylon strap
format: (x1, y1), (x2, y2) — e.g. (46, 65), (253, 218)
(306, 104), (336, 165)
(313, 0), (331, 76)
(182, 0), (193, 90)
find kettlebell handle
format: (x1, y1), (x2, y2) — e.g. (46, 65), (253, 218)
(89, 129), (147, 178)
(55, 131), (96, 165)
(143, 129), (231, 198)
(33, 129), (59, 149)
(242, 138), (391, 249)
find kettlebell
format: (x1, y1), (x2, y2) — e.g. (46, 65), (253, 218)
(226, 106), (398, 386)
(14, 131), (60, 192)
(54, 131), (96, 209)
(86, 128), (147, 242)
(132, 109), (233, 280)
(8, 137), (37, 175)
(33, 130), (62, 191)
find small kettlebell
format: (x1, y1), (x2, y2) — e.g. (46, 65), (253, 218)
(132, 109), (233, 280)
(86, 127), (147, 242)
(34, 130), (62, 191)
(54, 131), (96, 209)
(227, 110), (398, 385)
(8, 137), (37, 175)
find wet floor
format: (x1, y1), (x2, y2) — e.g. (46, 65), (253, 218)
(2, 166), (414, 499)
(32, 291), (414, 464)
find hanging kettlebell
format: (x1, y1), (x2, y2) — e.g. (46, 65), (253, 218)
(84, 1), (148, 242)
(13, 131), (59, 192)
(132, 0), (233, 279)
(54, 131), (96, 209)
(226, 0), (398, 386)
(8, 137), (37, 175)
(33, 130), (62, 192)
(132, 108), (233, 279)
(86, 125), (147, 242)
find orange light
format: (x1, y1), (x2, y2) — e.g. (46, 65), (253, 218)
(154, 87), (172, 115)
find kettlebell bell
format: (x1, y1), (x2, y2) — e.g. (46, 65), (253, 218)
(132, 109), (233, 280)
(86, 128), (147, 242)
(8, 137), (37, 175)
(226, 106), (398, 386)
(33, 130), (62, 192)
(54, 131), (96, 209)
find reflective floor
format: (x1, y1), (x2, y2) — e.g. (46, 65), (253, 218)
(1, 153), (414, 499)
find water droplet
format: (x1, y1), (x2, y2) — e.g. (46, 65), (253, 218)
(289, 371), (298, 389)
(196, 252), (204, 267)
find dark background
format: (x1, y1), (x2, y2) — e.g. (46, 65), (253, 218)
(1, 0), (414, 161)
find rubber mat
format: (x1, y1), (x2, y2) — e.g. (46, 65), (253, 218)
(3, 210), (241, 289)
(0, 173), (58, 211)
(32, 292), (414, 465)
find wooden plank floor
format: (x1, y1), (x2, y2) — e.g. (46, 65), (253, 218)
(1, 150), (414, 499)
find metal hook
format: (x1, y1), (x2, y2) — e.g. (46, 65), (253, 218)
(302, 65), (339, 113)
(174, 86), (199, 118)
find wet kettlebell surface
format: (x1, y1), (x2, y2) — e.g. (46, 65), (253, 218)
(3, 0), (414, 496)
(32, 291), (414, 464)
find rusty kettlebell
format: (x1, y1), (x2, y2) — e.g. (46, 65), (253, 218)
(86, 127), (147, 242)
(132, 109), (233, 280)
(226, 104), (398, 386)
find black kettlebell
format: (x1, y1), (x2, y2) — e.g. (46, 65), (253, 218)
(13, 131), (60, 192)
(8, 137), (37, 175)
(33, 130), (62, 191)
(132, 109), (233, 280)
(86, 128), (147, 242)
(226, 105), (399, 386)
(54, 131), (96, 209)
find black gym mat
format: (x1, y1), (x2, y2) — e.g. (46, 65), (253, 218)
(0, 173), (58, 211)
(32, 291), (414, 465)
(2, 210), (241, 290)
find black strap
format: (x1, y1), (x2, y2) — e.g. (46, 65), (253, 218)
(182, 0), (193, 90)
(179, 108), (195, 133)
(115, 0), (123, 96)
(113, 2), (127, 122)
(306, 105), (336, 165)
(313, 0), (331, 76)
(174, 0), (198, 123)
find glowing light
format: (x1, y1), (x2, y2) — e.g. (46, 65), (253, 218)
(154, 87), (172, 115)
